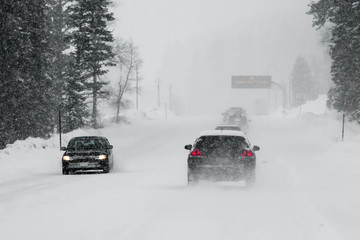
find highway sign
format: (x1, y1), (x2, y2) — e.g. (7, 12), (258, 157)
(231, 75), (272, 89)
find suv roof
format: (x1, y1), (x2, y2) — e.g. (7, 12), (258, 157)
(200, 130), (246, 137)
(216, 124), (240, 127)
(215, 125), (241, 131)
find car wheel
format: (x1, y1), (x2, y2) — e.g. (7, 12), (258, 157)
(245, 169), (256, 187)
(62, 168), (69, 175)
(103, 166), (110, 173)
(187, 169), (198, 185)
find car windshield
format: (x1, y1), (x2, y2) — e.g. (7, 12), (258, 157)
(67, 138), (106, 151)
(195, 136), (249, 152)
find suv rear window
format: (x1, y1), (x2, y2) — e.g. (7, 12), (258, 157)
(194, 136), (249, 151)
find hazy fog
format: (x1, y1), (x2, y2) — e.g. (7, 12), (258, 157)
(112, 0), (330, 115)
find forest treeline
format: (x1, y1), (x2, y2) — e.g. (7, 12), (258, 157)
(0, 0), (142, 149)
(308, 1), (360, 123)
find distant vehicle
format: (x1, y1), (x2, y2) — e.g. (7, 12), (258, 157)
(215, 124), (241, 131)
(184, 130), (260, 185)
(61, 136), (114, 175)
(222, 107), (249, 130)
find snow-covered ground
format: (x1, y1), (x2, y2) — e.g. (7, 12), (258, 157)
(1, 95), (360, 240)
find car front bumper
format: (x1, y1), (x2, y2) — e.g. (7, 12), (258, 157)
(62, 160), (109, 172)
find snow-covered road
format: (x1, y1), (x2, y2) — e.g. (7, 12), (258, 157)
(0, 111), (359, 240)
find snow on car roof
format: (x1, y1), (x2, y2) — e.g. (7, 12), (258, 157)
(200, 130), (246, 137)
(216, 124), (240, 127)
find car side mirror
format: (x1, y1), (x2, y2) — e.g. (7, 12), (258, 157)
(60, 147), (67, 151)
(253, 145), (260, 151)
(184, 144), (192, 150)
(107, 145), (113, 149)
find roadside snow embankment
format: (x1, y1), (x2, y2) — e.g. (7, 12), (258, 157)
(259, 95), (360, 240)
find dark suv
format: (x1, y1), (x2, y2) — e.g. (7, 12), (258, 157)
(61, 136), (114, 174)
(222, 107), (249, 131)
(184, 130), (259, 185)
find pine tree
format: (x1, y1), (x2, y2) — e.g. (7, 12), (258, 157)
(20, 0), (56, 137)
(69, 0), (115, 128)
(290, 55), (317, 107)
(46, 0), (71, 111)
(0, 0), (56, 148)
(0, 1), (23, 148)
(61, 56), (89, 132)
(46, 0), (88, 133)
(308, 1), (360, 123)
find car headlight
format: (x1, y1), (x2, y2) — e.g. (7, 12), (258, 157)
(62, 155), (72, 161)
(97, 155), (107, 160)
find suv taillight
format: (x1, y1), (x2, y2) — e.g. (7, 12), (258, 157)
(190, 148), (203, 156)
(241, 150), (253, 157)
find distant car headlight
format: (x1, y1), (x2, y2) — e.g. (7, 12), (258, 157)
(97, 155), (107, 160)
(62, 155), (72, 161)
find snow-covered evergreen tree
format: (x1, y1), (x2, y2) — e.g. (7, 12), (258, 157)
(0, 0), (56, 148)
(0, 0), (118, 148)
(290, 55), (317, 107)
(69, 0), (115, 128)
(46, 0), (89, 133)
(19, 0), (56, 138)
(46, 0), (71, 112)
(61, 57), (89, 132)
(0, 1), (23, 148)
(309, 0), (360, 123)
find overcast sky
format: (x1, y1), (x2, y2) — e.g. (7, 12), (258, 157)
(110, 0), (329, 115)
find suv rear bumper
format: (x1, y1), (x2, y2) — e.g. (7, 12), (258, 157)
(188, 159), (255, 181)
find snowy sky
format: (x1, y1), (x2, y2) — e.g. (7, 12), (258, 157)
(110, 0), (328, 115)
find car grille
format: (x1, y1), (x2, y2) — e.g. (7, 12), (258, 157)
(68, 161), (101, 168)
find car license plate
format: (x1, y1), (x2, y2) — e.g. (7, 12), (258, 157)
(79, 162), (89, 167)
(216, 158), (229, 163)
